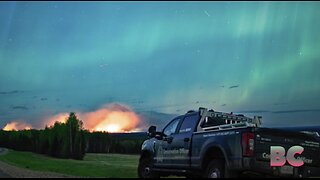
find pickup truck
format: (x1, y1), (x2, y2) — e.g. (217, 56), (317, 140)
(138, 107), (320, 178)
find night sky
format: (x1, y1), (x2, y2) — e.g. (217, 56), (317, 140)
(1, 2), (320, 129)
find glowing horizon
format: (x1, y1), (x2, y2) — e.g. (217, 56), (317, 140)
(2, 103), (141, 133)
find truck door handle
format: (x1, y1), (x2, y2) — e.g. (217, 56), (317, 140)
(184, 138), (190, 142)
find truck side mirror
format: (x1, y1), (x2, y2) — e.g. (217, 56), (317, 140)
(148, 126), (156, 138)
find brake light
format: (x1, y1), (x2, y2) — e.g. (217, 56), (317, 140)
(242, 132), (255, 156)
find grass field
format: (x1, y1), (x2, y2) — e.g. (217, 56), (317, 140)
(0, 150), (140, 178)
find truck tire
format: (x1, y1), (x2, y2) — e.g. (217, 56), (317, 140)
(138, 156), (159, 178)
(205, 160), (225, 178)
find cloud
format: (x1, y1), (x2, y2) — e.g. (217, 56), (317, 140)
(229, 85), (240, 89)
(11, 106), (29, 110)
(272, 109), (320, 114)
(236, 110), (270, 113)
(236, 109), (320, 114)
(0, 90), (24, 95)
(137, 111), (178, 130)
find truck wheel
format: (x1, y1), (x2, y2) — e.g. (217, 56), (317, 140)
(138, 157), (159, 178)
(205, 160), (224, 178)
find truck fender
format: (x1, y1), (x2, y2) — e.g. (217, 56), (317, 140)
(200, 143), (230, 169)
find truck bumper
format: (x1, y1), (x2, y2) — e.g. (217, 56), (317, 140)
(242, 158), (320, 178)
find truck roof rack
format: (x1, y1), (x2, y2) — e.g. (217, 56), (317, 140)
(197, 107), (262, 132)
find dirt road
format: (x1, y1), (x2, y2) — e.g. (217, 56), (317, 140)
(0, 148), (11, 178)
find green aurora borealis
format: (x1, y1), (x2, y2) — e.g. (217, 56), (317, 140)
(0, 2), (320, 128)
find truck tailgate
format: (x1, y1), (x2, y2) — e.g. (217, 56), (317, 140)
(254, 128), (320, 167)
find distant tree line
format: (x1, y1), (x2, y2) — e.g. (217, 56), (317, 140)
(0, 112), (148, 160)
(0, 112), (86, 160)
(86, 132), (146, 154)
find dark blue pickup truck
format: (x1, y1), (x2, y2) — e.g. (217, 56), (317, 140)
(138, 107), (320, 178)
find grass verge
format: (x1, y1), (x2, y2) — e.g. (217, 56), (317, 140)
(0, 150), (139, 178)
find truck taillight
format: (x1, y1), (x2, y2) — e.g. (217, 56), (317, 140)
(242, 132), (254, 157)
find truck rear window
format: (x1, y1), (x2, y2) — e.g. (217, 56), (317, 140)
(201, 116), (226, 128)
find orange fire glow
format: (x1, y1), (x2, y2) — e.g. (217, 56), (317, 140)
(2, 103), (141, 133)
(79, 104), (140, 132)
(42, 113), (69, 128)
(3, 121), (33, 131)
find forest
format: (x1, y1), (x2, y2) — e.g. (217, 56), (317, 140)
(0, 112), (147, 160)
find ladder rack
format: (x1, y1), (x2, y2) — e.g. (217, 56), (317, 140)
(197, 107), (262, 131)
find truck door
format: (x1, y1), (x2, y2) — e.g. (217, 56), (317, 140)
(168, 113), (199, 168)
(154, 117), (181, 167)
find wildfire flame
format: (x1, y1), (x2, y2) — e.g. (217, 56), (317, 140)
(80, 104), (140, 132)
(3, 121), (33, 131)
(2, 103), (141, 133)
(43, 113), (69, 128)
